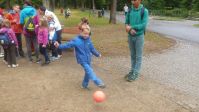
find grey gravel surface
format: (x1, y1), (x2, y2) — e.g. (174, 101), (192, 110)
(94, 39), (199, 98)
(143, 40), (199, 97)
(94, 39), (199, 111)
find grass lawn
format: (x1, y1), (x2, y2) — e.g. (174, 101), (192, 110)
(57, 9), (176, 56)
(55, 9), (109, 27)
(193, 24), (199, 28)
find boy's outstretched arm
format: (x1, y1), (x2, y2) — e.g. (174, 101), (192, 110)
(55, 40), (76, 49)
(89, 42), (100, 57)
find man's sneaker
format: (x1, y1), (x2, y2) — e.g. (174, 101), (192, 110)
(98, 84), (106, 89)
(126, 73), (138, 82)
(124, 71), (134, 79)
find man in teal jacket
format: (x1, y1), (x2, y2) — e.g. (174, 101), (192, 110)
(125, 0), (148, 81)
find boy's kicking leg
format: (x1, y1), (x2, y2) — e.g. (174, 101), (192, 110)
(81, 63), (105, 88)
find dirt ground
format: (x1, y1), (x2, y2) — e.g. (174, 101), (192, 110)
(0, 51), (193, 112)
(0, 28), (194, 112)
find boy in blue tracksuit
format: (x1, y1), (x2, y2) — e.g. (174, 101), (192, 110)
(55, 27), (105, 89)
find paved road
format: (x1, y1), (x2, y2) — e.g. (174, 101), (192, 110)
(148, 19), (199, 43)
(105, 12), (199, 43)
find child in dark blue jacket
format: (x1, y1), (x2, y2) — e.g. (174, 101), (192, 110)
(55, 27), (105, 89)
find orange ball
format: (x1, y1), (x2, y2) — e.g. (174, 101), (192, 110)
(93, 91), (106, 103)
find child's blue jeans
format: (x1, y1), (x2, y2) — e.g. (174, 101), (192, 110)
(128, 34), (144, 74)
(80, 63), (103, 88)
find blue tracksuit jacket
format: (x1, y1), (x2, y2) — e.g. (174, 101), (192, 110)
(59, 35), (100, 64)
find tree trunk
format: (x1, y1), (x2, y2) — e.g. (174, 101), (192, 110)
(73, 0), (77, 9)
(81, 0), (85, 10)
(63, 0), (67, 8)
(92, 0), (95, 10)
(6, 0), (11, 9)
(17, 0), (20, 4)
(49, 0), (55, 11)
(43, 0), (50, 10)
(109, 0), (117, 24)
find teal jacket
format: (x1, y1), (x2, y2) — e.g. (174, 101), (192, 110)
(125, 4), (148, 36)
(20, 6), (36, 24)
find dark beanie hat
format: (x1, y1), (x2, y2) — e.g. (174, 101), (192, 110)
(39, 6), (46, 12)
(24, 0), (32, 6)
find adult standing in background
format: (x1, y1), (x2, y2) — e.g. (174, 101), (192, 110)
(125, 0), (148, 81)
(38, 6), (63, 58)
(20, 0), (40, 62)
(123, 4), (128, 16)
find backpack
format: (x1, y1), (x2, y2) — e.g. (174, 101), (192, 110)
(0, 31), (11, 45)
(24, 16), (35, 32)
(127, 7), (146, 34)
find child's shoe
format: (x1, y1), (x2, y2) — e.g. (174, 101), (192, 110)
(81, 85), (90, 90)
(29, 58), (33, 63)
(12, 64), (19, 68)
(58, 55), (62, 58)
(50, 56), (59, 61)
(36, 59), (41, 64)
(41, 61), (50, 66)
(0, 53), (4, 58)
(97, 84), (106, 89)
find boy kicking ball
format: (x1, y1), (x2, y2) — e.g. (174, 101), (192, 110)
(54, 25), (105, 89)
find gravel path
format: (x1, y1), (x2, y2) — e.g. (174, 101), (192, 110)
(94, 39), (199, 111)
(143, 40), (199, 97)
(95, 39), (199, 98)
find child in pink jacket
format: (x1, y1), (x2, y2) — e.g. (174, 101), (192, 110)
(0, 19), (18, 68)
(37, 18), (50, 65)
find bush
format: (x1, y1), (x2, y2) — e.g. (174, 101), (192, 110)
(150, 8), (189, 17)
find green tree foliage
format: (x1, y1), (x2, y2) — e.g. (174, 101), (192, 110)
(147, 0), (165, 9)
(1, 0), (198, 12)
(181, 0), (193, 10)
(192, 0), (199, 11)
(95, 0), (106, 9)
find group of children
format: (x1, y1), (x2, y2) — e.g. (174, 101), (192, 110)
(0, 9), (105, 88)
(0, 13), (60, 67)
